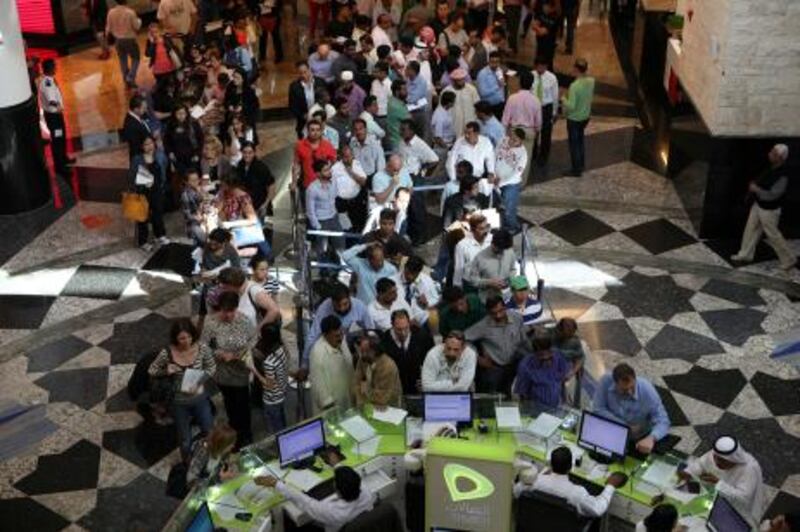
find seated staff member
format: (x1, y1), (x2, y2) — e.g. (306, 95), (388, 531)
(421, 331), (477, 392)
(593, 363), (671, 456)
(678, 435), (766, 522)
(635, 504), (680, 532)
(352, 330), (403, 408)
(528, 446), (628, 517)
(381, 309), (435, 394)
(255, 466), (375, 532)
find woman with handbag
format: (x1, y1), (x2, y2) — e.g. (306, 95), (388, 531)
(164, 104), (204, 175)
(145, 23), (181, 88)
(215, 175), (272, 258)
(148, 318), (217, 462)
(130, 136), (169, 250)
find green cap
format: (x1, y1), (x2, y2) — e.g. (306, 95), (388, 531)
(509, 276), (529, 291)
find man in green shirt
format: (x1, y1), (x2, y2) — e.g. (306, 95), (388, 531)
(387, 79), (411, 154)
(560, 58), (595, 177)
(438, 286), (486, 337)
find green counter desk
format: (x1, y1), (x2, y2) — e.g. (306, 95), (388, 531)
(164, 403), (714, 531)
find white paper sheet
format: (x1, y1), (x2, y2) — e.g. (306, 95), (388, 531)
(587, 464), (607, 481)
(527, 413), (563, 438)
(667, 487), (699, 504)
(180, 369), (206, 393)
(495, 406), (523, 429)
(351, 436), (381, 457)
(285, 469), (323, 492)
(371, 406), (408, 425)
(515, 432), (546, 452)
(236, 481), (273, 506)
(339, 415), (377, 442)
(641, 461), (678, 489)
(210, 492), (244, 521)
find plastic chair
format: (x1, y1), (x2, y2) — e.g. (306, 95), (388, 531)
(515, 490), (595, 532)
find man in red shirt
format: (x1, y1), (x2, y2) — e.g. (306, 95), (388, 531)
(293, 120), (337, 191)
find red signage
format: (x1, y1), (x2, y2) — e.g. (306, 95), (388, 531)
(15, 0), (56, 35)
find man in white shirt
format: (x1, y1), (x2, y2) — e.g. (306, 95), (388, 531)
(446, 121), (496, 204)
(532, 56), (560, 166)
(358, 96), (386, 141)
(441, 68), (480, 138)
(395, 256), (440, 326)
(370, 61), (392, 118)
(368, 277), (413, 331)
(679, 435), (766, 522)
(421, 331), (477, 392)
(398, 120), (439, 177)
(495, 129), (528, 233)
(453, 213), (492, 287)
(256, 465), (375, 532)
(332, 144), (368, 231)
(531, 446), (628, 517)
(371, 13), (394, 49)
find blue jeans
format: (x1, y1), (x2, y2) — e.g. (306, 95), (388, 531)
(262, 402), (287, 434)
(173, 394), (214, 457)
(432, 235), (450, 282)
(115, 38), (140, 84)
(567, 119), (589, 173)
(501, 183), (522, 233)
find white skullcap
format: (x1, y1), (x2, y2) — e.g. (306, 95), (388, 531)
(773, 144), (789, 160)
(713, 435), (747, 464)
(341, 70), (354, 81)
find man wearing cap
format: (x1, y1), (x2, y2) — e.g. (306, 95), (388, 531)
(593, 363), (671, 456)
(505, 276), (544, 327)
(352, 330), (403, 408)
(679, 435), (766, 522)
(335, 70), (366, 120)
(441, 68), (480, 138)
(732, 144), (796, 271)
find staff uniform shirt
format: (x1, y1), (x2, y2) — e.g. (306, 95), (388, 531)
(446, 135), (496, 181)
(532, 69), (560, 114)
(592, 374), (671, 441)
(532, 473), (616, 517)
(350, 136), (386, 176)
(397, 135), (439, 176)
(421, 344), (477, 392)
(495, 136), (528, 187)
(331, 160), (366, 200)
(38, 76), (64, 113)
(275, 482), (374, 532)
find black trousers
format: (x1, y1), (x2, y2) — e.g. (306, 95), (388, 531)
(468, 7), (490, 35)
(218, 384), (252, 449)
(336, 188), (368, 233)
(44, 112), (69, 176)
(533, 104), (554, 164)
(136, 186), (166, 246)
(258, 15), (284, 63)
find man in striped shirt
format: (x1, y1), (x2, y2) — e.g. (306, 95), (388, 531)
(505, 275), (543, 328)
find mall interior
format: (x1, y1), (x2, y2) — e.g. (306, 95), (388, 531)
(1, 0), (799, 530)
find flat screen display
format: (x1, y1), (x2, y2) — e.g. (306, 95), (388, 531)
(578, 411), (629, 458)
(277, 419), (326, 467)
(707, 495), (751, 532)
(424, 393), (472, 423)
(185, 503), (214, 532)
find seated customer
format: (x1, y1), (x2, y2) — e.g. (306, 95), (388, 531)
(530, 446), (628, 517)
(678, 435), (766, 522)
(256, 465), (375, 532)
(635, 503), (680, 532)
(380, 309), (435, 394)
(593, 363), (671, 456)
(352, 330), (403, 408)
(513, 330), (570, 407)
(421, 331), (477, 392)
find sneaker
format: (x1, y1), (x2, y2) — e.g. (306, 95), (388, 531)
(157, 236), (170, 246)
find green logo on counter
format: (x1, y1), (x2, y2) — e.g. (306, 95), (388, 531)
(443, 463), (495, 502)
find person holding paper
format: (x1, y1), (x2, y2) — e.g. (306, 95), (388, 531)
(678, 435), (766, 522)
(352, 330), (402, 409)
(593, 363), (671, 457)
(149, 318), (216, 461)
(255, 466), (375, 532)
(129, 136), (169, 251)
(531, 446), (628, 518)
(421, 331), (477, 392)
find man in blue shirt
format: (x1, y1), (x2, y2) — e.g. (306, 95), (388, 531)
(475, 100), (505, 147)
(341, 241), (398, 303)
(475, 51), (506, 117)
(513, 332), (570, 407)
(593, 363), (671, 456)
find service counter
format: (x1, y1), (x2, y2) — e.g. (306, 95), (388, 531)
(164, 398), (715, 531)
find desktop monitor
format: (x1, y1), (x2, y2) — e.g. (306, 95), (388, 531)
(277, 418), (326, 468)
(185, 502), (214, 532)
(577, 411), (630, 461)
(424, 393), (473, 424)
(707, 495), (751, 532)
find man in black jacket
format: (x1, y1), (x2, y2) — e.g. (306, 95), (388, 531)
(237, 141), (276, 216)
(288, 60), (326, 138)
(121, 94), (152, 160)
(380, 309), (435, 394)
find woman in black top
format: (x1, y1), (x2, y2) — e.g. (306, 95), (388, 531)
(164, 105), (205, 175)
(129, 136), (168, 249)
(224, 67), (260, 128)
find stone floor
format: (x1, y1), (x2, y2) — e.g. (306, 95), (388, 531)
(3, 2), (800, 531)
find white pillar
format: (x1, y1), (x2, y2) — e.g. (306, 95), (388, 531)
(0, 0), (34, 108)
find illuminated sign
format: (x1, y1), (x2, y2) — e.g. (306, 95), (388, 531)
(443, 463), (495, 502)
